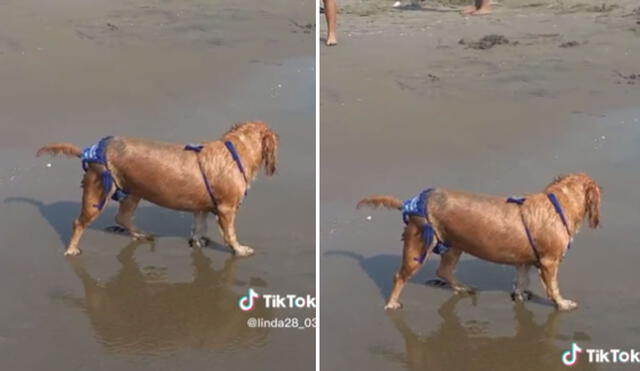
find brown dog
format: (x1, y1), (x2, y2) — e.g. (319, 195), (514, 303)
(357, 173), (601, 311)
(37, 121), (278, 257)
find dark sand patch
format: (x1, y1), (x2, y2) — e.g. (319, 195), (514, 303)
(614, 71), (639, 85)
(559, 40), (580, 48)
(460, 34), (516, 50)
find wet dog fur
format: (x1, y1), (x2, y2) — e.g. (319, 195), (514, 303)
(37, 121), (278, 257)
(357, 173), (601, 311)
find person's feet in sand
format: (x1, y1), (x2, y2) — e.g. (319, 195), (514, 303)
(461, 0), (491, 16)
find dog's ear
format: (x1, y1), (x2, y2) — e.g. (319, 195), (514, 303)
(585, 180), (601, 228)
(262, 129), (278, 176)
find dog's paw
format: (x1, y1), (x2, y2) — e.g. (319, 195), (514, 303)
(64, 248), (82, 256)
(133, 232), (154, 241)
(453, 285), (476, 295)
(189, 238), (204, 248)
(189, 237), (212, 248)
(511, 290), (533, 302)
(233, 245), (255, 257)
(556, 299), (578, 311)
(384, 301), (403, 311)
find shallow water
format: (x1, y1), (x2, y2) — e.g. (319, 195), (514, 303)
(321, 30), (640, 370)
(0, 1), (315, 370)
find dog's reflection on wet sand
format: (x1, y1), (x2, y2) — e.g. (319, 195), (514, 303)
(60, 241), (272, 355)
(378, 295), (596, 371)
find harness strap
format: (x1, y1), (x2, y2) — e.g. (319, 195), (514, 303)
(184, 144), (204, 152)
(523, 222), (541, 262)
(184, 144), (218, 210)
(225, 141), (247, 181)
(224, 140), (248, 196)
(547, 193), (572, 249)
(507, 197), (541, 265)
(81, 136), (128, 210)
(402, 188), (448, 264)
(507, 192), (573, 264)
(506, 196), (526, 205)
(402, 188), (432, 224)
(183, 140), (249, 209)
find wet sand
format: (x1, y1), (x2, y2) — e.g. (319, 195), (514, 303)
(321, 1), (640, 370)
(0, 0), (314, 370)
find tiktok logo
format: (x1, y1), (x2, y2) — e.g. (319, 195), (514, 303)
(562, 343), (583, 366)
(238, 288), (260, 312)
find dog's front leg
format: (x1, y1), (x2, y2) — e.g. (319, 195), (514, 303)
(189, 211), (211, 248)
(511, 264), (533, 301)
(538, 258), (577, 311)
(216, 205), (254, 256)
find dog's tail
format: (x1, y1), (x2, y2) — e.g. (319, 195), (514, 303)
(356, 195), (403, 211)
(36, 143), (82, 158)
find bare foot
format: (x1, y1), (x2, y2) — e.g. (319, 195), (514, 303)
(64, 248), (82, 256)
(326, 35), (337, 46)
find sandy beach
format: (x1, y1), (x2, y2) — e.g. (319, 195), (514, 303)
(321, 1), (640, 370)
(0, 1), (315, 370)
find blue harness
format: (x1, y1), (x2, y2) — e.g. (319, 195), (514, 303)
(402, 189), (449, 264)
(81, 136), (128, 210)
(507, 193), (572, 262)
(184, 140), (249, 208)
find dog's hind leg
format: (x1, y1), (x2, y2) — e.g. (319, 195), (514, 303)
(511, 264), (533, 301)
(216, 203), (254, 257)
(189, 211), (210, 248)
(538, 258), (577, 311)
(436, 248), (474, 294)
(65, 171), (111, 256)
(385, 223), (427, 310)
(115, 195), (153, 241)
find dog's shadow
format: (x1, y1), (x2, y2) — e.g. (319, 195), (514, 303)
(4, 197), (224, 250)
(377, 295), (595, 370)
(56, 241), (272, 354)
(325, 250), (550, 305)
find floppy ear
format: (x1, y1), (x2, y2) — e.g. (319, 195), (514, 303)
(585, 180), (601, 228)
(262, 130), (278, 176)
